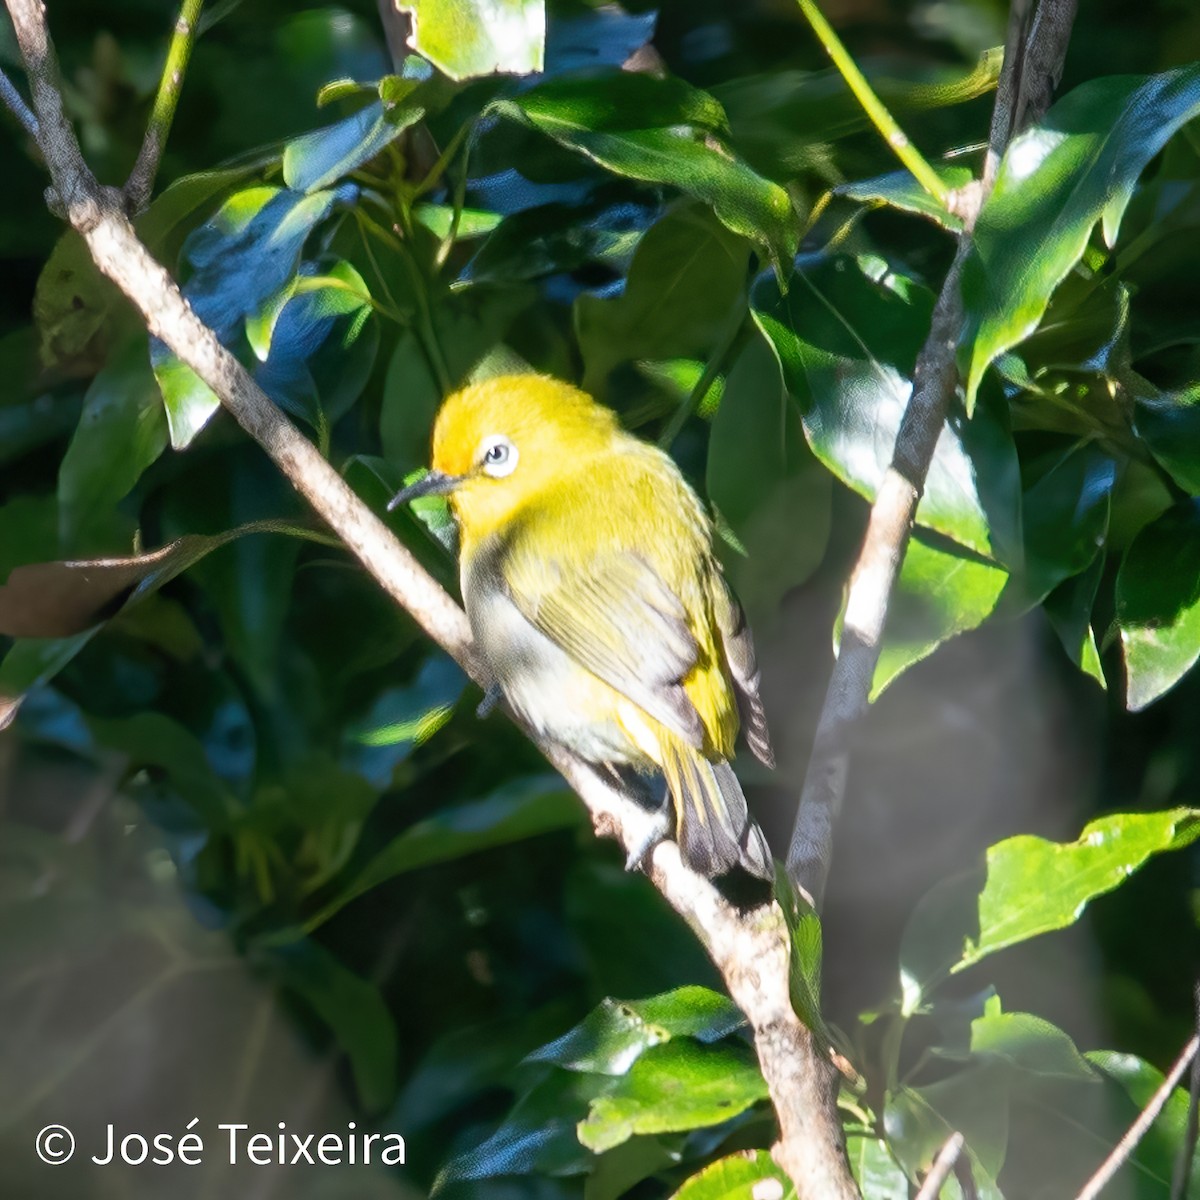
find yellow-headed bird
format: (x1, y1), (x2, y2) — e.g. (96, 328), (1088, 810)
(390, 375), (773, 878)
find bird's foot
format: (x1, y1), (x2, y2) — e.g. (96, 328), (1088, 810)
(476, 683), (503, 719)
(624, 807), (672, 873)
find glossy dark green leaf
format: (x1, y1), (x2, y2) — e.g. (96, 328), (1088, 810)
(1017, 442), (1115, 605)
(283, 94), (425, 194)
(136, 166), (254, 263)
(300, 776), (584, 934)
(1117, 500), (1200, 709)
(577, 206), (750, 398)
(835, 165), (974, 231)
(266, 941), (397, 1112)
(872, 533), (1008, 697)
(754, 256), (1020, 561)
(673, 1150), (796, 1200)
(496, 72), (796, 274)
(707, 331), (831, 624)
(251, 261), (378, 430)
(402, 0), (544, 80)
(435, 1070), (607, 1189)
(577, 1040), (768, 1152)
(57, 339), (168, 553)
(900, 808), (1200, 1007)
(1134, 385), (1200, 495)
(961, 66), (1200, 408)
(152, 184), (351, 447)
(1042, 554), (1106, 687)
(527, 987), (744, 1076)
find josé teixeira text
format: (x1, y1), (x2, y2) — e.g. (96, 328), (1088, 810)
(78, 1121), (406, 1166)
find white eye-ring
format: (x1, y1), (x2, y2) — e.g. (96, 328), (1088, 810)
(480, 434), (518, 477)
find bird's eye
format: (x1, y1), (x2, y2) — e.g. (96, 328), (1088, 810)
(480, 435), (518, 478)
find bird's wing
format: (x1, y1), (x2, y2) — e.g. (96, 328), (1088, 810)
(501, 537), (708, 749)
(712, 577), (774, 768)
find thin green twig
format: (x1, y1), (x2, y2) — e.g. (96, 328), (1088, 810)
(124, 0), (205, 212)
(794, 0), (949, 205)
(659, 315), (750, 450)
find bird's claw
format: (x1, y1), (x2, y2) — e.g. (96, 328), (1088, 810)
(624, 807), (672, 873)
(476, 683), (503, 719)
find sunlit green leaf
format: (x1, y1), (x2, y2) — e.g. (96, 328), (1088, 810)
(673, 1150), (795, 1199)
(1117, 500), (1200, 709)
(835, 165), (974, 231)
(961, 66), (1200, 408)
(401, 0), (544, 80)
(577, 1041), (767, 1152)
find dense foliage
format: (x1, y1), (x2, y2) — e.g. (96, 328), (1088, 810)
(2, 0), (1200, 1197)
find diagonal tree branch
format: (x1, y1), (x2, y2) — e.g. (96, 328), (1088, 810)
(0, 65), (37, 136)
(786, 0), (1079, 908)
(124, 0), (204, 213)
(2, 2), (857, 1195)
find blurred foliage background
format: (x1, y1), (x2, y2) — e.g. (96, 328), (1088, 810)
(3, 0), (1200, 1197)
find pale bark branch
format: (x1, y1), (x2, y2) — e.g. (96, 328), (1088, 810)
(785, 0), (1079, 908)
(3, 0), (857, 1194)
(914, 1132), (965, 1200)
(1076, 1034), (1199, 1200)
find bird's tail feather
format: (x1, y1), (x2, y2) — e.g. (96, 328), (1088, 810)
(659, 735), (773, 879)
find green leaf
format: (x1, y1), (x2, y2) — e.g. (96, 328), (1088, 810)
(970, 1010), (1097, 1082)
(89, 712), (237, 831)
(1134, 385), (1200, 495)
(900, 808), (1200, 1007)
(57, 339), (168, 553)
(773, 866), (828, 1047)
(961, 66), (1200, 408)
(496, 72), (796, 274)
(283, 87), (430, 193)
(835, 165), (975, 231)
(753, 256), (1020, 561)
(707, 332), (831, 625)
(401, 0), (544, 80)
(576, 205), (750, 398)
(153, 184), (350, 447)
(847, 1134), (908, 1200)
(1042, 554), (1106, 687)
(435, 1070), (606, 1189)
(252, 261), (379, 431)
(872, 533), (1008, 697)
(577, 1041), (768, 1153)
(527, 987), (744, 1076)
(265, 941), (397, 1112)
(299, 776), (584, 935)
(1016, 442), (1115, 605)
(713, 50), (1002, 179)
(1117, 500), (1200, 709)
(672, 1150), (796, 1199)
(885, 1066), (1007, 1198)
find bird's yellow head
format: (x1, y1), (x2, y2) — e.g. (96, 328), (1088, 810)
(389, 375), (622, 539)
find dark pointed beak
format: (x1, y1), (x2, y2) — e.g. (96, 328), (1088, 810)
(387, 470), (462, 510)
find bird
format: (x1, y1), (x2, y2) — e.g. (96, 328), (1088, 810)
(389, 374), (774, 878)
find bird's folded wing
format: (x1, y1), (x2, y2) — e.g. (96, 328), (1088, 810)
(502, 543), (706, 748)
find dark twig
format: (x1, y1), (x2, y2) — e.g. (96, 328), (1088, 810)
(3, 2), (858, 1194)
(915, 1132), (965, 1200)
(784, 0), (1079, 908)
(1170, 982), (1200, 1200)
(0, 66), (37, 137)
(1076, 1035), (1199, 1200)
(124, 0), (204, 212)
